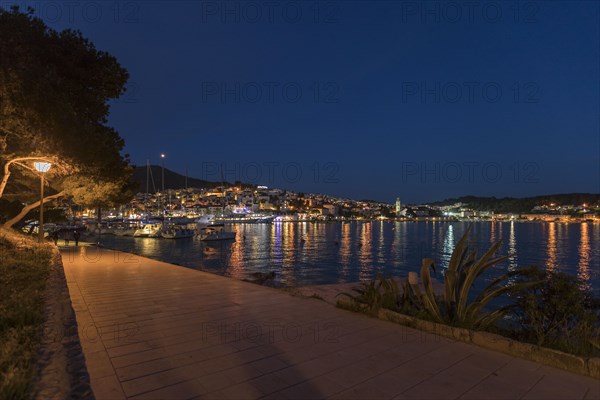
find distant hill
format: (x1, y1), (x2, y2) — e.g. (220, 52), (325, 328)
(132, 165), (227, 192)
(430, 193), (600, 213)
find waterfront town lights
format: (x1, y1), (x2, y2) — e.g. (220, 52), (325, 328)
(34, 161), (52, 242)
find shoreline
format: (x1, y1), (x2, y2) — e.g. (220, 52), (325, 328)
(66, 219), (600, 297)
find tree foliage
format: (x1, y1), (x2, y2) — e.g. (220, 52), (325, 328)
(432, 194), (600, 214)
(0, 6), (133, 225)
(62, 175), (135, 209)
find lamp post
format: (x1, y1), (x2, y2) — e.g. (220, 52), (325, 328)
(34, 161), (52, 243)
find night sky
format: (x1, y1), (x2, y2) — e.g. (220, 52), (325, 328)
(34, 1), (599, 203)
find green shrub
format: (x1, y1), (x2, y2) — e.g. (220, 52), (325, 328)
(0, 231), (51, 399)
(512, 266), (600, 356)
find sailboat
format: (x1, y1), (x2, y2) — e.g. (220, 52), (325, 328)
(200, 169), (235, 241)
(133, 160), (163, 237)
(133, 222), (163, 237)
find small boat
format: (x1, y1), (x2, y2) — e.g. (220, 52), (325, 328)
(203, 246), (218, 254)
(113, 221), (139, 236)
(195, 214), (215, 229)
(255, 215), (276, 223)
(133, 223), (163, 237)
(114, 227), (136, 236)
(161, 226), (195, 239)
(199, 224), (236, 241)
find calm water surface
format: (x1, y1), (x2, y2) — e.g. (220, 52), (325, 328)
(97, 221), (600, 295)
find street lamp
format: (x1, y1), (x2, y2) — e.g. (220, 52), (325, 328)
(34, 161), (52, 243)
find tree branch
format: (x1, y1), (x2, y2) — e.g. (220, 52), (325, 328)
(3, 190), (65, 229)
(0, 156), (56, 198)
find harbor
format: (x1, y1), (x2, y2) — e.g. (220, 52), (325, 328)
(79, 220), (600, 296)
(1, 2), (599, 399)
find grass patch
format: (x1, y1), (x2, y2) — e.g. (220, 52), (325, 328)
(0, 229), (51, 399)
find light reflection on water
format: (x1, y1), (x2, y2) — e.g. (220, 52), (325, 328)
(578, 222), (591, 291)
(96, 221), (600, 295)
(508, 221), (518, 272)
(441, 224), (455, 269)
(546, 222), (558, 272)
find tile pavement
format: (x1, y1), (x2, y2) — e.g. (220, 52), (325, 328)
(60, 247), (600, 400)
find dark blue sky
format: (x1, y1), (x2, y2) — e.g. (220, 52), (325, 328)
(34, 1), (599, 203)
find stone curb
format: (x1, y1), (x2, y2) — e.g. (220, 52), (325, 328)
(336, 299), (600, 379)
(33, 248), (95, 400)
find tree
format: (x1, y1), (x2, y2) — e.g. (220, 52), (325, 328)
(0, 6), (132, 227)
(63, 175), (135, 214)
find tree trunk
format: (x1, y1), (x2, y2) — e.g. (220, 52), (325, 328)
(96, 206), (102, 240)
(3, 191), (65, 229)
(0, 168), (10, 199)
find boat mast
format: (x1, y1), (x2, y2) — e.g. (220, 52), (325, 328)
(221, 164), (225, 216)
(146, 159), (150, 211)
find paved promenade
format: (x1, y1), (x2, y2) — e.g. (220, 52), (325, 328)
(61, 246), (599, 400)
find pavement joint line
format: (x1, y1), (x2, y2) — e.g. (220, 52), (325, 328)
(70, 274), (128, 398)
(108, 310), (377, 370)
(125, 325), (403, 397)
(395, 349), (474, 396)
(339, 345), (460, 398)
(255, 331), (453, 399)
(453, 354), (514, 399)
(85, 295), (300, 325)
(518, 373), (548, 400)
(106, 312), (353, 371)
(117, 318), (398, 389)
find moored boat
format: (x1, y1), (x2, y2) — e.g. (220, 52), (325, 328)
(114, 227), (136, 236)
(213, 212), (275, 224)
(161, 226), (195, 239)
(133, 222), (163, 237)
(199, 224), (236, 241)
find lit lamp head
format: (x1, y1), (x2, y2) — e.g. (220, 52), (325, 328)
(34, 161), (52, 173)
(160, 153), (165, 158)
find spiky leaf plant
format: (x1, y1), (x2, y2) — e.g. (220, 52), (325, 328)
(410, 227), (542, 330)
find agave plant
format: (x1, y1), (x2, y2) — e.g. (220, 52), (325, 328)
(409, 227), (541, 330)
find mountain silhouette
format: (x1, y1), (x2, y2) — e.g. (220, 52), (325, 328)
(132, 165), (226, 192)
